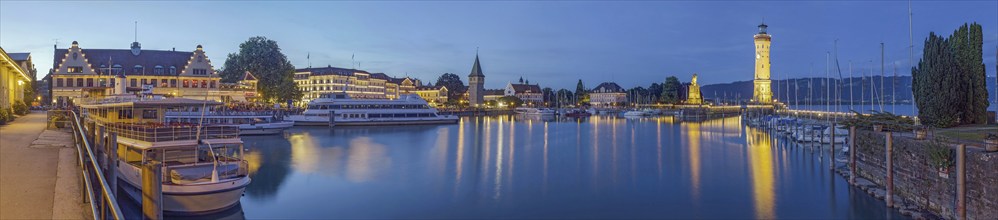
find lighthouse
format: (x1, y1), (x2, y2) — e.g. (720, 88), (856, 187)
(753, 23), (773, 104)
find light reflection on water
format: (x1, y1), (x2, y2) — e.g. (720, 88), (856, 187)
(227, 115), (907, 219)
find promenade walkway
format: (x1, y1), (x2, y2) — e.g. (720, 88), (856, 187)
(0, 112), (85, 219)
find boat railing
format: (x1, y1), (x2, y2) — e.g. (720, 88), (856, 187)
(65, 110), (125, 220)
(164, 111), (277, 117)
(104, 123), (240, 142)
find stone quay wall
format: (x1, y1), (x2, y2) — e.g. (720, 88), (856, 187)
(854, 130), (997, 220)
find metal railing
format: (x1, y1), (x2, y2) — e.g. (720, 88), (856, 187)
(67, 110), (125, 220)
(104, 123), (239, 142)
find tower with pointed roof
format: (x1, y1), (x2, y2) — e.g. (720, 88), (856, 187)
(468, 54), (485, 106)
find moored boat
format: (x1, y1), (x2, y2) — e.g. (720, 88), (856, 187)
(286, 93), (458, 126)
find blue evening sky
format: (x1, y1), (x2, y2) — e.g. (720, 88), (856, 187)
(1, 1), (996, 90)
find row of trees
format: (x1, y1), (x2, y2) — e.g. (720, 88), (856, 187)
(912, 23), (989, 127)
(543, 77), (686, 107)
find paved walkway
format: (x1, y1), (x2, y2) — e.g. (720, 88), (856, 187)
(0, 112), (84, 219)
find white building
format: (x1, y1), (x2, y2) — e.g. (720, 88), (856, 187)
(590, 82), (626, 107)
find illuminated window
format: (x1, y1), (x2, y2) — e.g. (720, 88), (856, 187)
(68, 66), (83, 73)
(183, 80), (190, 88)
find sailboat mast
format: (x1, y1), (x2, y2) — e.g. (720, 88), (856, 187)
(849, 61), (854, 112)
(909, 0), (916, 117)
(880, 43), (886, 112)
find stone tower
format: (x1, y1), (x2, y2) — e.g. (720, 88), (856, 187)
(753, 23), (773, 104)
(468, 54), (485, 106)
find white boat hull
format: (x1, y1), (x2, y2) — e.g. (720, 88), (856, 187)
(118, 162), (250, 214)
(238, 121), (294, 135)
(287, 115), (458, 126)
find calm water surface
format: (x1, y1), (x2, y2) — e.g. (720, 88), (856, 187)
(215, 115), (907, 219)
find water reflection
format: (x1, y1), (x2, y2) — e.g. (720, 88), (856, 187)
(747, 126), (776, 219)
(232, 115), (906, 219)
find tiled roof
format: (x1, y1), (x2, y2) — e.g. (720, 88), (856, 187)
(54, 48), (194, 76)
(592, 82), (624, 93)
(296, 66), (369, 76)
(484, 89), (505, 96)
(509, 83), (541, 94)
(8, 53), (29, 61)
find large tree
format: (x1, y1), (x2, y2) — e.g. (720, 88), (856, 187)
(574, 79), (589, 104)
(647, 82), (663, 103)
(912, 23), (988, 127)
(542, 87), (554, 107)
(221, 36), (301, 104)
(433, 73), (466, 101)
(556, 89), (574, 106)
(662, 76), (681, 104)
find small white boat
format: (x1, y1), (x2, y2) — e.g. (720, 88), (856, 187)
(622, 110), (649, 117)
(165, 110), (293, 135)
(515, 107), (556, 116)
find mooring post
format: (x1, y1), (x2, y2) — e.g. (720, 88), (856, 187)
(107, 133), (118, 198)
(885, 131), (894, 208)
(328, 110), (336, 127)
(830, 123), (836, 170)
(956, 144), (966, 220)
(849, 126), (856, 184)
(142, 160), (163, 220)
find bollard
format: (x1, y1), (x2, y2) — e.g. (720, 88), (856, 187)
(107, 133), (118, 198)
(885, 132), (894, 208)
(830, 123), (835, 170)
(956, 144), (966, 220)
(142, 160), (163, 220)
(328, 110), (336, 127)
(849, 126), (856, 184)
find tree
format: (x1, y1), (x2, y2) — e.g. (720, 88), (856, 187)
(221, 36), (301, 104)
(498, 96), (523, 108)
(662, 76), (681, 104)
(912, 23), (988, 127)
(434, 73), (466, 101)
(574, 79), (589, 105)
(556, 89), (574, 107)
(647, 83), (663, 103)
(627, 86), (649, 104)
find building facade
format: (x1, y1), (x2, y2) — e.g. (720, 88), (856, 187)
(467, 55), (485, 107)
(590, 82), (627, 107)
(294, 66), (418, 104)
(505, 82), (542, 106)
(414, 85), (448, 107)
(753, 23), (773, 104)
(1, 47), (32, 111)
(50, 41), (228, 104)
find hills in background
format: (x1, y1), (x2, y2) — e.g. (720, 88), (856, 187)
(701, 76), (998, 105)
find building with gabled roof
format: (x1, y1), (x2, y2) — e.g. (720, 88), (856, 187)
(49, 41), (222, 104)
(504, 82), (543, 106)
(590, 82), (626, 107)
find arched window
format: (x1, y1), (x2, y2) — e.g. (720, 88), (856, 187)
(169, 66), (177, 74)
(134, 65), (143, 74)
(154, 65), (164, 74)
(72, 53), (78, 60)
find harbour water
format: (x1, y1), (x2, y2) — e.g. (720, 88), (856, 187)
(125, 115), (906, 219)
(231, 115), (905, 219)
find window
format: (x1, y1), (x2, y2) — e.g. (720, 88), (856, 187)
(170, 79), (177, 87)
(141, 79), (147, 86)
(56, 78), (64, 87)
(197, 55), (204, 63)
(130, 79), (137, 87)
(110, 79), (115, 87)
(210, 81), (216, 88)
(193, 69), (208, 75)
(76, 78), (84, 87)
(68, 66), (83, 73)
(200, 80), (207, 88)
(118, 109), (132, 119)
(154, 65), (164, 74)
(134, 65), (143, 74)
(112, 64), (122, 75)
(99, 65), (107, 74)
(169, 66), (177, 74)
(86, 78), (94, 87)
(183, 80), (189, 88)
(72, 53), (78, 60)
(142, 110), (157, 119)
(150, 79), (158, 87)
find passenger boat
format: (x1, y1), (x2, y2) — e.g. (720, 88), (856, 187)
(164, 109), (293, 135)
(79, 96), (249, 214)
(286, 93), (458, 126)
(563, 109), (591, 117)
(514, 107), (556, 116)
(622, 110), (650, 117)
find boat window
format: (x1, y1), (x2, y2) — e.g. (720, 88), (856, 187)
(118, 109), (133, 119)
(164, 149), (197, 165)
(142, 110), (157, 119)
(319, 105), (327, 109)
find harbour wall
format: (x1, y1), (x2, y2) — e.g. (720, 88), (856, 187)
(854, 130), (997, 220)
